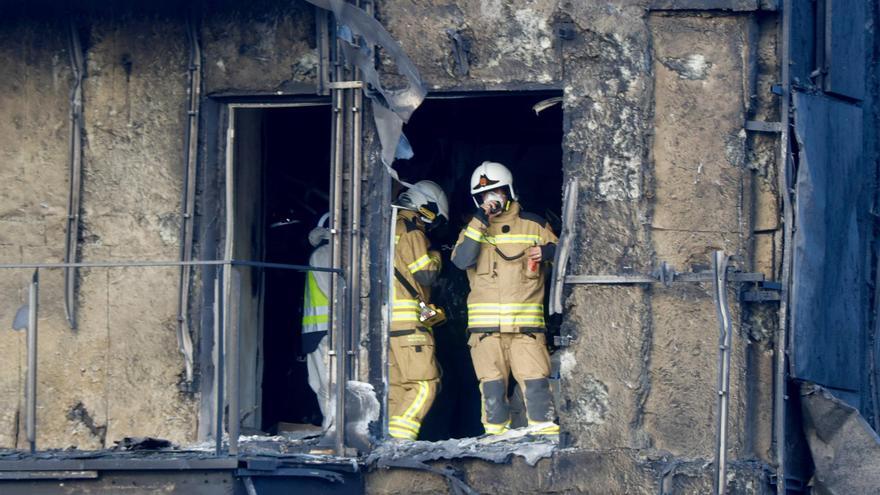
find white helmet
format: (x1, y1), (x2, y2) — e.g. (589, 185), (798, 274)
(397, 180), (449, 226)
(470, 161), (516, 207)
(308, 212), (331, 247)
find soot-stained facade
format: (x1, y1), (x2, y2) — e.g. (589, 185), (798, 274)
(0, 0), (877, 493)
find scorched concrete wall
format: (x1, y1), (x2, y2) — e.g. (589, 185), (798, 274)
(0, 0), (792, 491)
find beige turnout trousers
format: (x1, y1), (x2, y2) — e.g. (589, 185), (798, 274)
(468, 332), (557, 435)
(388, 328), (439, 440)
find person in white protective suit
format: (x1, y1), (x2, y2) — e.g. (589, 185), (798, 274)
(301, 213), (334, 433)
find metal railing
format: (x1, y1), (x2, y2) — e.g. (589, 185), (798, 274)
(0, 259), (348, 457)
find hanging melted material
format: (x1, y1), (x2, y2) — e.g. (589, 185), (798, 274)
(305, 0), (427, 177)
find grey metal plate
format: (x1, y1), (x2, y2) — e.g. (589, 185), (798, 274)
(790, 91), (866, 395)
(824, 0), (866, 100)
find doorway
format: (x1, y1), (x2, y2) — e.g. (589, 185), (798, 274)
(393, 91), (564, 440)
(228, 102), (332, 433)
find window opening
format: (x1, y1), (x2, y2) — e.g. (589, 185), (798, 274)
(392, 91), (564, 441)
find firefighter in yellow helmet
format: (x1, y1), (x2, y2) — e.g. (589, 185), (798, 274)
(389, 180), (449, 440)
(451, 161), (560, 437)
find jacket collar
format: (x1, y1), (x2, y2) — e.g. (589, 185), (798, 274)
(398, 209), (425, 229)
(490, 200), (520, 224)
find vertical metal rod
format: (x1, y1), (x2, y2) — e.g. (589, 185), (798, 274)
(213, 265), (225, 456)
(329, 22), (347, 456)
(220, 106), (235, 456)
(224, 107), (236, 263)
(383, 207), (401, 440)
(334, 273), (348, 457)
(227, 266), (241, 456)
(775, 2), (793, 493)
(176, 14), (202, 385)
(712, 252), (732, 495)
(315, 7), (330, 96)
(348, 75), (364, 378)
(64, 19), (85, 330)
(26, 269), (39, 454)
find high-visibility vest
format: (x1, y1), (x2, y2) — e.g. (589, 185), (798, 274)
(302, 271), (329, 335)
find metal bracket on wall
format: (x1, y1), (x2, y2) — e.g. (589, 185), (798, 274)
(327, 81), (363, 89)
(553, 335), (575, 347)
(553, 261), (774, 349)
(564, 266), (769, 290)
(741, 281), (782, 302)
(745, 120), (784, 133)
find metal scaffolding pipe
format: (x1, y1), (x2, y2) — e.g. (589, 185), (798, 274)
(64, 19), (85, 330)
(227, 267), (241, 456)
(712, 252), (732, 495)
(0, 259), (343, 271)
(329, 20), (348, 457)
(348, 75), (364, 377)
(176, 14), (202, 385)
(26, 270), (39, 453)
(213, 265), (225, 456)
(775, 2), (793, 493)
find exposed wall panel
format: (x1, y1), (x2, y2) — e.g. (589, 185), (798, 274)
(0, 19), (85, 449)
(646, 13), (750, 458)
(80, 15), (196, 445)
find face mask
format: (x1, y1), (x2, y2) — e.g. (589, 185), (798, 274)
(483, 191), (505, 214)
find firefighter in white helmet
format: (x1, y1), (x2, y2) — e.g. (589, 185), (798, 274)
(451, 161), (559, 437)
(389, 180), (449, 440)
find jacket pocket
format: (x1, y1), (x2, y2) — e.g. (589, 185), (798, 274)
(521, 254), (542, 281)
(391, 330), (439, 381)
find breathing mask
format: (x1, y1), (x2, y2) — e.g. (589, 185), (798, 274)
(482, 191), (505, 215)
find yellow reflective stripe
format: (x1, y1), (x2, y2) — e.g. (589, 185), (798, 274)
(302, 314), (330, 325)
(392, 314), (420, 322)
(395, 235), (401, 244)
(468, 313), (544, 320)
(528, 421), (560, 434)
(403, 381), (430, 419)
(388, 427), (418, 440)
(483, 421), (511, 435)
(465, 226), (484, 242)
(468, 303), (544, 308)
(393, 299), (420, 321)
(480, 234), (543, 245)
(469, 317), (545, 325)
(467, 303), (546, 326)
(388, 422), (419, 436)
(469, 318), (545, 326)
(469, 316), (545, 321)
(468, 309), (544, 315)
(407, 254), (433, 273)
(306, 272), (329, 306)
(390, 415), (421, 432)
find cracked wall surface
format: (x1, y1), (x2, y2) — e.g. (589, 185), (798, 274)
(0, 0), (793, 491)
